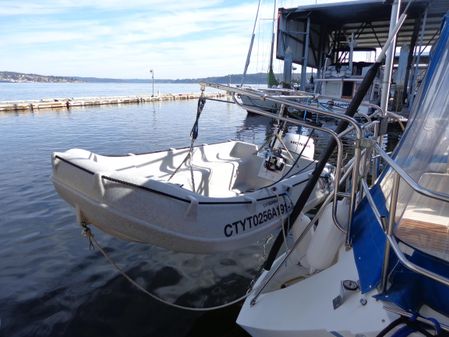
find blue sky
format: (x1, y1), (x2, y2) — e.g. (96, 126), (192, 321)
(0, 0), (354, 79)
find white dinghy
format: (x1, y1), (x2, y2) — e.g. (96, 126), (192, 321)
(52, 134), (332, 254)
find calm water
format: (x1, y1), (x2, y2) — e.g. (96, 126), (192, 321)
(0, 83), (374, 337)
(0, 82), (205, 101)
(0, 85), (274, 337)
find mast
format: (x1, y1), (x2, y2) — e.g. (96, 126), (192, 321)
(241, 0), (262, 86)
(268, 0), (279, 87)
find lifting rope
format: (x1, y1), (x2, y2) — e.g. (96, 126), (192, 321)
(168, 86), (207, 192)
(191, 88), (206, 141)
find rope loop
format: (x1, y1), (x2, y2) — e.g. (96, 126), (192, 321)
(78, 223), (251, 312)
(81, 222), (95, 250)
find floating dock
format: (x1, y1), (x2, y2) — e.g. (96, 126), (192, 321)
(0, 92), (227, 112)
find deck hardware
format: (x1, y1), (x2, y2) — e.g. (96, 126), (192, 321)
(333, 279), (359, 310)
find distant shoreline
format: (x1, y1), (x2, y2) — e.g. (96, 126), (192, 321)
(0, 71), (295, 85)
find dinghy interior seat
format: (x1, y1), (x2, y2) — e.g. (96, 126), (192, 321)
(188, 142), (258, 197)
(166, 141), (259, 197)
(60, 142), (267, 198)
(54, 141), (319, 205)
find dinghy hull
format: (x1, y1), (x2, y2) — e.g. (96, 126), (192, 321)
(52, 141), (331, 253)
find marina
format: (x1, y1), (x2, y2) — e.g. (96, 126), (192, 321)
(0, 92), (226, 112)
(0, 97), (260, 337)
(2, 0), (449, 336)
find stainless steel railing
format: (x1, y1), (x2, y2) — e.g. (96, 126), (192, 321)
(201, 82), (367, 240)
(200, 83), (374, 304)
(363, 145), (449, 289)
(205, 83), (449, 299)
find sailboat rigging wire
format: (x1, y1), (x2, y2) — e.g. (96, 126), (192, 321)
(269, 0), (277, 72)
(241, 0), (262, 86)
(205, 97), (235, 104)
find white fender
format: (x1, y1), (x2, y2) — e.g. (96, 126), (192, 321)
(287, 213), (312, 264)
(302, 199), (349, 272)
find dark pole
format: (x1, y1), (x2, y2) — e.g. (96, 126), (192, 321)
(262, 0), (411, 271)
(263, 62), (382, 270)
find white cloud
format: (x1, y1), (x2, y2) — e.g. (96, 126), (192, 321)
(0, 0), (357, 79)
(0, 3), (60, 16)
(0, 0), (225, 15)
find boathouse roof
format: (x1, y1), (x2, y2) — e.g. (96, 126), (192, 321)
(278, 0), (449, 67)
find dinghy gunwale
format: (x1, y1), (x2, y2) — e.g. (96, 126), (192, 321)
(53, 153), (312, 203)
(51, 138), (317, 204)
(97, 138), (241, 157)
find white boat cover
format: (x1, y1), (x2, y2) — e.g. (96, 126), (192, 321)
(52, 140), (331, 253)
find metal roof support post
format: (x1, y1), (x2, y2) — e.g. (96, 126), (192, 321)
(349, 33), (354, 75)
(280, 13), (292, 88)
(301, 15), (311, 90)
(409, 6), (428, 109)
(283, 47), (293, 87)
(403, 17), (421, 105)
(380, 0), (401, 114)
(315, 27), (326, 93)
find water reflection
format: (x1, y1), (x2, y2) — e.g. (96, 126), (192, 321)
(0, 95), (368, 335)
(0, 99), (267, 336)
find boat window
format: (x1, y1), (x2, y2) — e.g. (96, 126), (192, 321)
(323, 81), (341, 98)
(380, 30), (449, 262)
(342, 81), (354, 98)
(394, 173), (449, 260)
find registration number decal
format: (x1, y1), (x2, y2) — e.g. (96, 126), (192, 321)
(224, 202), (291, 237)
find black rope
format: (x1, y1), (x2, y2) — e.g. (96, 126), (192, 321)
(169, 92), (206, 190)
(376, 315), (441, 337)
(191, 96), (206, 141)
